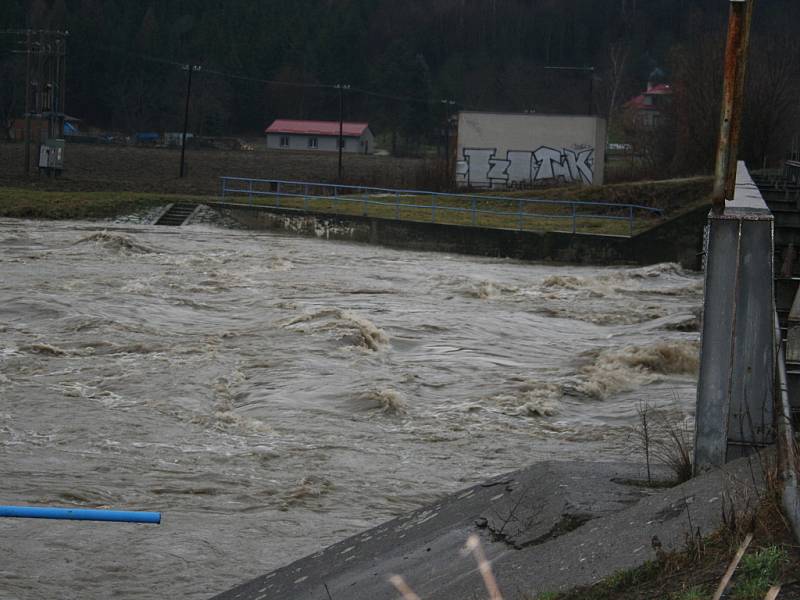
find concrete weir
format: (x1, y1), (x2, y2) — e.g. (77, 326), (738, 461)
(208, 202), (709, 269)
(211, 459), (764, 600)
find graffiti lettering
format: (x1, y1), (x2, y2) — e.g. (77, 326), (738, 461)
(456, 146), (595, 188)
(461, 148), (496, 187)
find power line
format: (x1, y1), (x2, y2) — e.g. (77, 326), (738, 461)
(73, 41), (472, 109)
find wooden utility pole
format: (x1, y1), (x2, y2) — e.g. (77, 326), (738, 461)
(335, 84), (350, 182)
(441, 99), (456, 185)
(712, 0), (756, 211)
(3, 28), (67, 174)
(24, 29), (31, 174)
(180, 64), (200, 178)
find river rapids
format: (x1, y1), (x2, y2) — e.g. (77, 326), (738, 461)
(0, 218), (702, 599)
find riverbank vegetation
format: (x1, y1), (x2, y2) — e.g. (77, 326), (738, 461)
(534, 487), (800, 600)
(0, 187), (210, 220)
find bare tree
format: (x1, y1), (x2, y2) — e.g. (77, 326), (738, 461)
(599, 41), (631, 120)
(668, 32), (726, 175)
(743, 31), (800, 168)
(0, 57), (20, 140)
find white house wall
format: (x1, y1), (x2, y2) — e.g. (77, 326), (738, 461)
(455, 112), (607, 188)
(266, 133), (371, 154)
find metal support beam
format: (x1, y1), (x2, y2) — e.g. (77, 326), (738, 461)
(712, 0), (756, 212)
(695, 163), (775, 472)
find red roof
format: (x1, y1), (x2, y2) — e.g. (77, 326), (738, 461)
(624, 84), (674, 111)
(266, 119), (369, 137)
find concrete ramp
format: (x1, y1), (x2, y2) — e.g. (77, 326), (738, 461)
(210, 459), (763, 600)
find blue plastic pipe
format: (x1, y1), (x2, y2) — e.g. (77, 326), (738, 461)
(0, 506), (161, 524)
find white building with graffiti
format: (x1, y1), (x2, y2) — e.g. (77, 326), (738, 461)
(455, 111), (607, 189)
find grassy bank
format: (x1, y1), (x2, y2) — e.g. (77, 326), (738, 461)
(0, 187), (213, 220)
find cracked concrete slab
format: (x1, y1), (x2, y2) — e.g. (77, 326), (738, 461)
(209, 458), (765, 600)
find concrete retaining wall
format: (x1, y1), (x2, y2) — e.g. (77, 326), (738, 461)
(210, 202), (710, 269)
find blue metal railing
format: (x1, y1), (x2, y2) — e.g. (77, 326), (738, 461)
(218, 177), (664, 237)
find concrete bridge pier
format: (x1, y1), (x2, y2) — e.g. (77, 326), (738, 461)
(695, 163), (776, 471)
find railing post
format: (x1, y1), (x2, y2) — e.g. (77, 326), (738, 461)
(395, 192), (400, 220)
(471, 197), (477, 226)
(432, 195), (437, 224)
(221, 178), (226, 201)
(572, 204), (577, 234)
(303, 184), (308, 211)
(333, 185), (337, 211)
(518, 199), (523, 231)
(363, 193), (368, 216)
(276, 182), (281, 208)
(248, 180), (253, 205)
(629, 206), (634, 236)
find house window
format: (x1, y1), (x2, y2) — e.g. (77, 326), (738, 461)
(280, 136), (289, 148)
(308, 136), (318, 149)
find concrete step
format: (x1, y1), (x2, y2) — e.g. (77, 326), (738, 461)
(155, 203), (197, 226)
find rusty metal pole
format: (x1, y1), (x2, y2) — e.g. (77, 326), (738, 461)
(712, 0), (756, 212)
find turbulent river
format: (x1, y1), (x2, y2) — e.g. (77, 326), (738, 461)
(0, 218), (703, 599)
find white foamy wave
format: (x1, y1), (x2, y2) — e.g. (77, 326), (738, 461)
(358, 389), (408, 415)
(209, 411), (272, 433)
(571, 341), (700, 399)
(467, 281), (518, 300)
(193, 372), (271, 433)
(56, 382), (129, 407)
(269, 258), (294, 272)
(280, 476), (333, 508)
(25, 343), (68, 356)
(488, 381), (561, 417)
(74, 231), (156, 254)
(538, 305), (669, 326)
(541, 274), (615, 297)
(630, 263), (685, 278)
(541, 263), (696, 298)
(281, 308), (389, 351)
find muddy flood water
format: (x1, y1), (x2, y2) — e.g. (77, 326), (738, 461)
(0, 218), (703, 599)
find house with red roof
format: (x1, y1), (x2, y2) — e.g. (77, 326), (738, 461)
(265, 119), (374, 154)
(623, 83), (673, 129)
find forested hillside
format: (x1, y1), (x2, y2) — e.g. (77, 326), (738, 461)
(1, 0), (798, 172)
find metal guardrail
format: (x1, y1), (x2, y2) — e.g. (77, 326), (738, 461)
(219, 177), (663, 237)
(773, 312), (800, 543)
